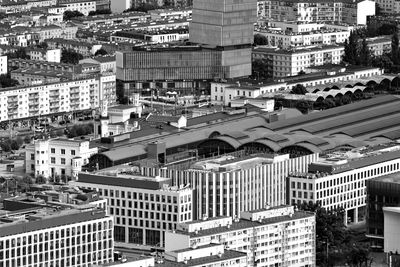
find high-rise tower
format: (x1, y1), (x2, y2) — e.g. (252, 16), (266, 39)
(190, 0), (257, 47)
(190, 0), (257, 77)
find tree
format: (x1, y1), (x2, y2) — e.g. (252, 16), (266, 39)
(94, 48), (108, 56)
(63, 10), (84, 21)
(343, 31), (358, 65)
(24, 135), (32, 144)
(35, 175), (46, 184)
(254, 34), (268, 46)
(322, 98), (336, 109)
(392, 32), (400, 65)
(296, 100), (312, 114)
(0, 74), (19, 88)
(61, 49), (84, 64)
(291, 84), (308, 95)
(252, 58), (271, 79)
(6, 47), (29, 60)
(359, 38), (372, 66)
(36, 42), (48, 49)
(88, 9), (111, 16)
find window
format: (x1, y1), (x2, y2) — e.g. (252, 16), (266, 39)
(51, 148), (55, 153)
(51, 157), (55, 164)
(71, 150), (75, 155)
(61, 149), (65, 155)
(31, 154), (34, 160)
(61, 158), (66, 165)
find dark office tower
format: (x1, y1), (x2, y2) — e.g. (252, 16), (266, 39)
(190, 0), (256, 47)
(190, 0), (256, 78)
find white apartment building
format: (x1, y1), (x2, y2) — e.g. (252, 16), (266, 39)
(0, 75), (116, 122)
(27, 48), (61, 63)
(253, 45), (345, 78)
(0, 55), (7, 75)
(61, 0), (96, 15)
(258, 0), (375, 25)
(376, 0), (400, 14)
(211, 81), (284, 106)
(25, 138), (98, 179)
(288, 143), (400, 224)
(256, 28), (350, 49)
(145, 153), (319, 220)
(73, 170), (193, 248)
(79, 56), (116, 74)
(0, 207), (113, 267)
(165, 206), (316, 267)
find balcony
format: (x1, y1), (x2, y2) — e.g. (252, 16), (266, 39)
(7, 99), (18, 105)
(49, 91), (60, 97)
(70, 96), (80, 101)
(28, 96), (39, 101)
(49, 98), (59, 103)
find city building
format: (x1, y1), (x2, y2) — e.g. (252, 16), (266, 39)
(165, 205), (316, 267)
(0, 75), (116, 122)
(79, 56), (116, 74)
(26, 48), (61, 63)
(10, 68), (72, 86)
(383, 207), (400, 255)
(253, 45), (345, 78)
(116, 0), (257, 95)
(45, 38), (102, 57)
(111, 27), (189, 44)
(365, 36), (392, 57)
(0, 55), (7, 75)
(142, 153), (319, 220)
(148, 8), (192, 20)
(73, 169), (193, 247)
(288, 143), (400, 224)
(258, 0), (375, 25)
(25, 138), (98, 179)
(0, 206), (113, 267)
(59, 0), (97, 15)
(255, 27), (350, 49)
(110, 0), (131, 13)
(366, 173), (400, 250)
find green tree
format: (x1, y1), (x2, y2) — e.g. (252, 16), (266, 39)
(88, 9), (111, 16)
(392, 32), (400, 65)
(296, 100), (312, 114)
(63, 10), (84, 21)
(252, 58), (271, 79)
(0, 74), (19, 88)
(359, 38), (372, 66)
(94, 48), (108, 56)
(23, 135), (31, 144)
(6, 47), (29, 60)
(61, 49), (84, 64)
(35, 175), (46, 184)
(343, 31), (358, 65)
(291, 84), (308, 95)
(254, 34), (268, 46)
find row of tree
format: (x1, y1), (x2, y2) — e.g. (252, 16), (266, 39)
(66, 123), (93, 138)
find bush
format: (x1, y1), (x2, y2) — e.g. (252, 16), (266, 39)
(24, 135), (31, 144)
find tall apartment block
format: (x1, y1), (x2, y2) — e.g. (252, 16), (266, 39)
(0, 207), (113, 267)
(287, 143), (400, 224)
(116, 0), (256, 95)
(165, 205), (316, 267)
(73, 169), (193, 247)
(141, 153), (319, 220)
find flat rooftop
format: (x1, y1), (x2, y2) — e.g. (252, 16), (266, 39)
(174, 211), (313, 238)
(368, 172), (400, 184)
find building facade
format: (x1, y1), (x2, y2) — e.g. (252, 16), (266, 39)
(288, 144), (400, 224)
(143, 153), (319, 220)
(25, 138), (98, 179)
(0, 207), (113, 267)
(366, 173), (400, 250)
(73, 171), (193, 248)
(253, 45), (344, 78)
(0, 75), (116, 122)
(165, 206), (316, 267)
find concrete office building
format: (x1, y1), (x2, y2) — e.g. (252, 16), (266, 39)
(383, 207), (400, 255)
(366, 173), (400, 250)
(116, 0), (256, 95)
(25, 138), (98, 180)
(165, 205), (316, 267)
(73, 169), (193, 247)
(288, 143), (400, 224)
(141, 153), (319, 220)
(0, 207), (113, 267)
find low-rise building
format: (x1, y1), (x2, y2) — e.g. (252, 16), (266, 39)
(288, 143), (400, 225)
(165, 206), (316, 267)
(366, 36), (392, 57)
(10, 68), (71, 85)
(111, 28), (189, 44)
(148, 8), (192, 20)
(25, 138), (98, 179)
(59, 0), (97, 15)
(0, 55), (7, 75)
(253, 45), (344, 78)
(46, 38), (102, 57)
(73, 170), (193, 248)
(79, 56), (116, 74)
(27, 48), (61, 63)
